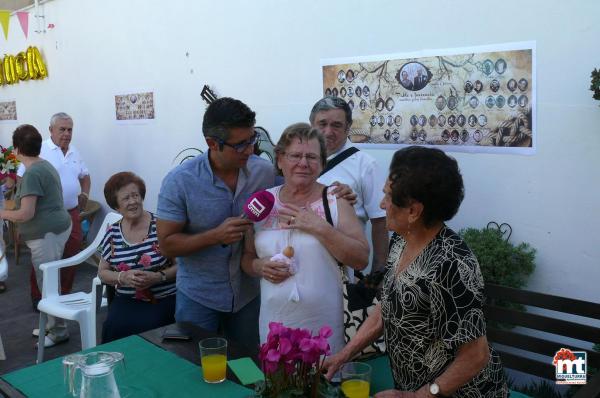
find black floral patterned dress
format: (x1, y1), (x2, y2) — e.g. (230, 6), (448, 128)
(381, 226), (508, 397)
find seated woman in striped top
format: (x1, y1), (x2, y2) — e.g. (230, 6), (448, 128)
(98, 172), (177, 343)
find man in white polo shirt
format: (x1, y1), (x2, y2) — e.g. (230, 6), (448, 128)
(19, 112), (91, 311)
(310, 96), (388, 274)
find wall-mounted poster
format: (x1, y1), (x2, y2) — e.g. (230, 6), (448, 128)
(114, 91), (155, 122)
(0, 101), (18, 122)
(321, 41), (536, 154)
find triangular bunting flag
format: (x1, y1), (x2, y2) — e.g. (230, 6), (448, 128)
(17, 11), (28, 39)
(0, 10), (10, 40)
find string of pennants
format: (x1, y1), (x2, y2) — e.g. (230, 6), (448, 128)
(0, 10), (31, 40)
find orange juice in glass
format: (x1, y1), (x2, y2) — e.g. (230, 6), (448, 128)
(341, 362), (371, 398)
(199, 337), (227, 383)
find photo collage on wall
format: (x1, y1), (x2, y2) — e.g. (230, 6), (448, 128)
(114, 91), (155, 121)
(322, 42), (536, 154)
(0, 101), (18, 121)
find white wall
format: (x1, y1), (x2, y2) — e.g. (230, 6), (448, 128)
(1, 0), (599, 301)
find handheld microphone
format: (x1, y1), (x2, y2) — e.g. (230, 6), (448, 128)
(242, 190), (275, 222)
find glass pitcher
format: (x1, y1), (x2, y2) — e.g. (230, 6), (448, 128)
(64, 351), (125, 398)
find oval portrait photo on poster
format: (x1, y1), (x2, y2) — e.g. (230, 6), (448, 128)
(395, 62), (432, 91)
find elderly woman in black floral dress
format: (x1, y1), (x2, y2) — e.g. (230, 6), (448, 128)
(324, 146), (507, 397)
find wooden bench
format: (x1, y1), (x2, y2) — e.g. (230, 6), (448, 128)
(484, 283), (600, 398)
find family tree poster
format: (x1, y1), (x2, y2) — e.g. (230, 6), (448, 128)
(321, 41), (536, 154)
(114, 91), (155, 122)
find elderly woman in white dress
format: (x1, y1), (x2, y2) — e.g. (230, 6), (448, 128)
(241, 123), (368, 354)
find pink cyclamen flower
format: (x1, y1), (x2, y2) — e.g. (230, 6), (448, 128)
(318, 325), (333, 339)
(316, 338), (331, 356)
(266, 349), (281, 363)
(116, 262), (130, 272)
(268, 322), (285, 338)
(290, 328), (311, 344)
(138, 254), (152, 267)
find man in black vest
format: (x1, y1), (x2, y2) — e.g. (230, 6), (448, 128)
(309, 96), (388, 273)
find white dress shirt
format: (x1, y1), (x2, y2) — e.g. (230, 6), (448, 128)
(317, 141), (386, 227)
(17, 139), (89, 210)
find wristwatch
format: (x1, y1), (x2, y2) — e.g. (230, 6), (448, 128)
(429, 382), (442, 397)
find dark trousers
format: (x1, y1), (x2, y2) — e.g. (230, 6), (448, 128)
(175, 290), (260, 351)
(102, 294), (176, 343)
(30, 208), (82, 300)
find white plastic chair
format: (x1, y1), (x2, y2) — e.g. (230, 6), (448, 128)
(36, 211), (122, 363)
(0, 243), (7, 360)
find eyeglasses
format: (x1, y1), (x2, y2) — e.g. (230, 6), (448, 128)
(213, 132), (259, 153)
(284, 152), (321, 164)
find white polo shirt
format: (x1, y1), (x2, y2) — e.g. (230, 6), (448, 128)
(17, 139), (89, 210)
(317, 141), (386, 227)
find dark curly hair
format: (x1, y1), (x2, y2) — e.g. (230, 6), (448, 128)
(104, 172), (146, 210)
(389, 146), (464, 227)
(202, 97), (256, 143)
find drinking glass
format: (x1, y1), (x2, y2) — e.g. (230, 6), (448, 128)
(199, 337), (227, 383)
(340, 362), (371, 398)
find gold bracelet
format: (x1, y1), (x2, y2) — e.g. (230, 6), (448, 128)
(116, 271), (123, 286)
(80, 192), (89, 198)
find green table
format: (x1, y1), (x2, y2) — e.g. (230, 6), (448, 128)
(363, 355), (395, 393)
(1, 335), (253, 398)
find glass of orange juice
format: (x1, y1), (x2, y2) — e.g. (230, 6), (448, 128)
(340, 362), (371, 398)
(199, 337), (228, 383)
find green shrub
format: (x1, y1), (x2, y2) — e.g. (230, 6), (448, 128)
(459, 227), (536, 289)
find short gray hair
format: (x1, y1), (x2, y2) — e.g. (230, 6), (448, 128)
(50, 112), (72, 128)
(274, 123), (327, 175)
(309, 96), (353, 128)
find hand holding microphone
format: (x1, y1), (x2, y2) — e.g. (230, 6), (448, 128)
(214, 217), (253, 245)
(219, 190), (275, 247)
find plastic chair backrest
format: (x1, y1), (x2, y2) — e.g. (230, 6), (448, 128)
(40, 212), (123, 298)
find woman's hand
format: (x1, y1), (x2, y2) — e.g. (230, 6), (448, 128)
(254, 257), (291, 284)
(322, 351), (350, 380)
(120, 270), (156, 289)
(278, 203), (328, 235)
(132, 271), (161, 290)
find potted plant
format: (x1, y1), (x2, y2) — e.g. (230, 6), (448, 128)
(460, 225), (536, 290)
(255, 322), (341, 398)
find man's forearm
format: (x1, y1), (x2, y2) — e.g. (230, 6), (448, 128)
(159, 229), (220, 258)
(80, 174), (91, 195)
